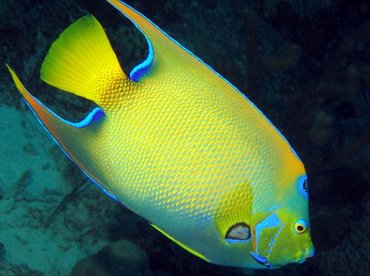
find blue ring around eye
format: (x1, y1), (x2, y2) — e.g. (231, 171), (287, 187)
(297, 175), (308, 200)
(294, 218), (308, 234)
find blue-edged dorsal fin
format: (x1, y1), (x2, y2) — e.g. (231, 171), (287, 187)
(107, 0), (227, 84)
(106, 0), (300, 157)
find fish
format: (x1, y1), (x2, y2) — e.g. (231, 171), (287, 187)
(6, 0), (314, 269)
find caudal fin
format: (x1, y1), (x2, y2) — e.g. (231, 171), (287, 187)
(40, 15), (126, 105)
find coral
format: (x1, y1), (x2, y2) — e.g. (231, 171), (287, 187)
(70, 257), (108, 276)
(43, 179), (88, 227)
(0, 263), (43, 276)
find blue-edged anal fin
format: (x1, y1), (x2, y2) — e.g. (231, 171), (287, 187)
(6, 65), (114, 198)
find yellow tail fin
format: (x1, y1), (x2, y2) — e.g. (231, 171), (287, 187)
(40, 15), (124, 104)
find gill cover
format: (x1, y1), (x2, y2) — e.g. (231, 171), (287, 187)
(251, 208), (314, 268)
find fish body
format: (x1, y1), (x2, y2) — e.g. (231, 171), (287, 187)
(7, 0), (314, 268)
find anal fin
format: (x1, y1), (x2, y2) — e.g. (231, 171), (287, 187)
(7, 65), (116, 200)
(150, 224), (209, 262)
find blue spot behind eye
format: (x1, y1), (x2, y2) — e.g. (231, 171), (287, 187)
(297, 175), (309, 200)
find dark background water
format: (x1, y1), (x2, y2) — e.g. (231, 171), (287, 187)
(1, 0), (369, 275)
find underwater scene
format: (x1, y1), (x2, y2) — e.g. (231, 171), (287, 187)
(0, 0), (369, 275)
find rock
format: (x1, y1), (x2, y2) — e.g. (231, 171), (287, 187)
(0, 242), (5, 260)
(70, 257), (108, 276)
(0, 262), (43, 276)
(70, 240), (149, 276)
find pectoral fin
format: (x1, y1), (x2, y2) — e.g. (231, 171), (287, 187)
(214, 182), (253, 243)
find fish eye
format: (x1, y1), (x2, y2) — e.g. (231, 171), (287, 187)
(294, 219), (307, 234)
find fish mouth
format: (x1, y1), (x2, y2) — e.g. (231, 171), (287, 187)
(301, 243), (315, 262)
(250, 251), (310, 268)
(296, 242), (315, 264)
(308, 243), (315, 258)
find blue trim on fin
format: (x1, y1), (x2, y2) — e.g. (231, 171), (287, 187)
(109, 2), (154, 82)
(250, 251), (268, 264)
(23, 95), (119, 202)
(68, 107), (105, 128)
(129, 37), (154, 82)
(109, 0), (302, 160)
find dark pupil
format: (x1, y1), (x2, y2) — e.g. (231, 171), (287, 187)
(297, 225), (304, 231)
(303, 179), (309, 193)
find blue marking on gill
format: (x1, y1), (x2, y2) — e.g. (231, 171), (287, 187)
(250, 251), (268, 264)
(254, 213), (281, 255)
(265, 222), (285, 256)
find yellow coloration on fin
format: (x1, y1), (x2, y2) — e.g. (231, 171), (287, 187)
(150, 224), (209, 262)
(214, 182), (253, 239)
(40, 15), (125, 104)
(6, 64), (29, 100)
